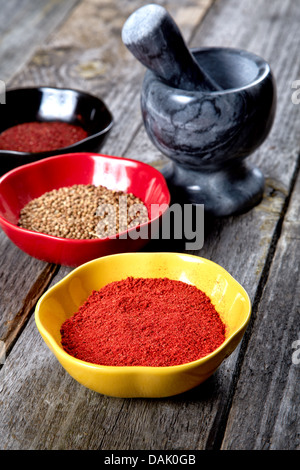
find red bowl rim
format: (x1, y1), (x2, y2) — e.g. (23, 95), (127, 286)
(0, 152), (171, 244)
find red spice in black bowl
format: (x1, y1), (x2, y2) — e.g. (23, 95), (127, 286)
(0, 87), (113, 175)
(0, 121), (88, 153)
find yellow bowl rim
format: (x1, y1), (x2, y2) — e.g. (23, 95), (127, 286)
(35, 252), (252, 373)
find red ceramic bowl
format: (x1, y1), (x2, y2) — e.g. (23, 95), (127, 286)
(0, 152), (170, 266)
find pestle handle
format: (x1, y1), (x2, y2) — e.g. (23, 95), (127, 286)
(122, 4), (219, 92)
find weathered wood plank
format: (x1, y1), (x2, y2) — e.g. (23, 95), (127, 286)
(0, 0), (216, 451)
(189, 1), (300, 448)
(0, 233), (58, 358)
(0, 0), (300, 452)
(0, 0), (80, 83)
(110, 0), (299, 451)
(0, 0), (82, 353)
(0, 0), (215, 338)
(221, 167), (300, 450)
(0, 0), (143, 357)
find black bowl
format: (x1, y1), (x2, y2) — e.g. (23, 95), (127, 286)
(0, 87), (113, 174)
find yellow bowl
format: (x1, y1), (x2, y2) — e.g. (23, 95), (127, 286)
(35, 252), (251, 398)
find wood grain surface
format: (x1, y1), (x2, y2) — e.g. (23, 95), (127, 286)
(0, 0), (299, 450)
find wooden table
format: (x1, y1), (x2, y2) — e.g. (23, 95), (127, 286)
(0, 0), (299, 451)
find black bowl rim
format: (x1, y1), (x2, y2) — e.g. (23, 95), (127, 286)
(0, 86), (114, 157)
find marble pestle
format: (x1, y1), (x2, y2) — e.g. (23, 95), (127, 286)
(121, 3), (219, 92)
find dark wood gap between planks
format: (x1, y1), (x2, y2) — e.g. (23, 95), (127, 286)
(205, 150), (300, 450)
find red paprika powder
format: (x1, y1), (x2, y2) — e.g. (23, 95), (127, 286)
(0, 121), (88, 153)
(60, 277), (226, 367)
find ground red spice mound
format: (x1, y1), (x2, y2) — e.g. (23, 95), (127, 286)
(60, 277), (226, 367)
(0, 121), (88, 153)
